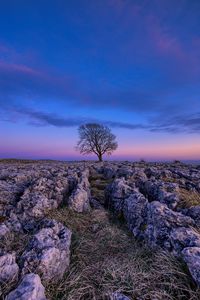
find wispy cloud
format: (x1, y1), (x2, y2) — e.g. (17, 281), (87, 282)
(2, 106), (148, 130)
(2, 106), (200, 134)
(152, 114), (200, 133)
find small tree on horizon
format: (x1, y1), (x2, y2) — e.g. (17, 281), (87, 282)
(76, 123), (118, 162)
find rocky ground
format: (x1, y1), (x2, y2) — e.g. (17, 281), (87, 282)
(1, 159), (200, 299)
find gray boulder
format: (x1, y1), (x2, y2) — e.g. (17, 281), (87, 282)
(161, 182), (180, 209)
(141, 180), (165, 202)
(78, 170), (90, 190)
(4, 212), (23, 234)
(17, 176), (69, 219)
(0, 223), (12, 241)
(0, 252), (19, 283)
(185, 206), (200, 227)
(160, 192), (179, 210)
(18, 192), (59, 219)
(0, 181), (25, 215)
(105, 178), (133, 214)
(161, 169), (172, 178)
(133, 167), (147, 181)
(170, 227), (200, 255)
(140, 180), (179, 209)
(145, 201), (194, 249)
(144, 167), (161, 178)
(117, 167), (133, 179)
(6, 273), (46, 300)
(111, 292), (131, 300)
(20, 219), (71, 283)
(123, 191), (148, 238)
(182, 247), (200, 286)
(68, 170), (91, 212)
(68, 187), (90, 212)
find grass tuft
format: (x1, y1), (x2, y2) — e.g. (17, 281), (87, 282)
(178, 188), (200, 208)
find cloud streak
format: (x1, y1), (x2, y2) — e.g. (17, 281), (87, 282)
(2, 106), (200, 134)
(3, 106), (148, 130)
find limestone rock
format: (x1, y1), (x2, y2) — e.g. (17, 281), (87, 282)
(0, 252), (19, 283)
(68, 170), (90, 212)
(6, 273), (46, 300)
(0, 223), (12, 241)
(20, 219), (71, 283)
(105, 178), (133, 214)
(145, 201), (194, 249)
(182, 247), (200, 286)
(170, 227), (200, 255)
(68, 186), (90, 212)
(111, 292), (131, 300)
(123, 191), (148, 238)
(185, 206), (200, 227)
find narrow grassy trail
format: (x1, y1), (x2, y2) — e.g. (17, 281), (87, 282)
(46, 173), (200, 300)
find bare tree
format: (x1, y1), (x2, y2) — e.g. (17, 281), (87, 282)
(76, 123), (118, 162)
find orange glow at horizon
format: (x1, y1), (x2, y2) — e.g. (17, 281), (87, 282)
(1, 126), (200, 161)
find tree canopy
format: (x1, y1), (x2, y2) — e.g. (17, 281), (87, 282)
(76, 123), (118, 161)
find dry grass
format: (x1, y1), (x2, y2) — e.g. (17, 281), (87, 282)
(89, 177), (113, 189)
(90, 174), (111, 205)
(0, 216), (7, 223)
(0, 232), (30, 258)
(178, 188), (200, 208)
(46, 207), (200, 300)
(0, 275), (19, 300)
(162, 177), (179, 184)
(91, 187), (105, 204)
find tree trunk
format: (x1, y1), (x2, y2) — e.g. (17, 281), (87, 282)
(97, 153), (103, 162)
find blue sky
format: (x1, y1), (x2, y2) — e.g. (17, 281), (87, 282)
(0, 0), (200, 160)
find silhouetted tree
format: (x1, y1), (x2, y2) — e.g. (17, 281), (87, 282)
(76, 123), (118, 162)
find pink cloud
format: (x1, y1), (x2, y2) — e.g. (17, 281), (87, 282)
(0, 44), (85, 94)
(0, 61), (43, 78)
(147, 15), (186, 60)
(0, 42), (40, 68)
(0, 57), (90, 104)
(145, 15), (200, 77)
